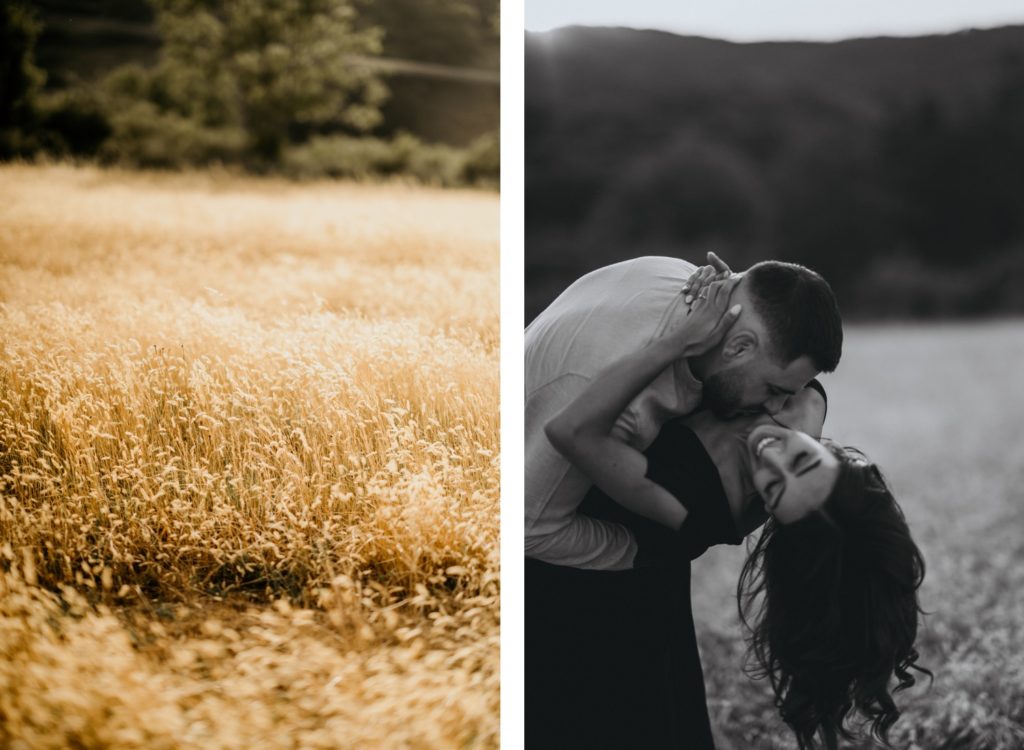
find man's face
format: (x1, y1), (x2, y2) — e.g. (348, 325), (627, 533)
(702, 351), (819, 419)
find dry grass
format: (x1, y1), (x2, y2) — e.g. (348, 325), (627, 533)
(694, 321), (1024, 749)
(0, 164), (499, 749)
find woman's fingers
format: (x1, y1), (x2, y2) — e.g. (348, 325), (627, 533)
(683, 263), (716, 303)
(684, 252), (735, 308)
(706, 278), (742, 338)
(680, 277), (742, 354)
(707, 250), (732, 275)
(710, 303), (742, 340)
(710, 275), (740, 310)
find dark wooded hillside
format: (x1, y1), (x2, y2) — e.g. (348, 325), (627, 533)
(527, 25), (1024, 320)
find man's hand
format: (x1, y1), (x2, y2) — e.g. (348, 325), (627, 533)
(683, 251), (734, 306)
(671, 276), (742, 357)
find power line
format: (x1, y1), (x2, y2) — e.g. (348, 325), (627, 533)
(347, 55), (499, 85)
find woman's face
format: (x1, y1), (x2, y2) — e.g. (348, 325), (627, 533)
(746, 424), (840, 524)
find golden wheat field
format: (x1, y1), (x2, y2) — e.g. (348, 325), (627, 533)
(0, 164), (499, 749)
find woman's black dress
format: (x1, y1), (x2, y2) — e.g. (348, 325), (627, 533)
(526, 418), (765, 750)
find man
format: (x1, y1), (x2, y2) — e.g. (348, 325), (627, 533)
(525, 253), (843, 570)
(525, 254), (843, 748)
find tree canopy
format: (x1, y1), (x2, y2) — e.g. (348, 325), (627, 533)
(0, 3), (46, 157)
(109, 0), (388, 162)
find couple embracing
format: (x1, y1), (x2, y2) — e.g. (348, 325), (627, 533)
(524, 254), (930, 749)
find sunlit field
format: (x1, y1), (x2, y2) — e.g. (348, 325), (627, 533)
(694, 321), (1024, 749)
(0, 164), (499, 748)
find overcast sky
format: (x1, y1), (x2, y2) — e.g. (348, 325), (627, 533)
(525, 0), (1024, 42)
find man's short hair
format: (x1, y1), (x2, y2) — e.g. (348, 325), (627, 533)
(745, 260), (843, 372)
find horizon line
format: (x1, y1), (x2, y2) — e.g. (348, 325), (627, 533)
(524, 19), (1024, 46)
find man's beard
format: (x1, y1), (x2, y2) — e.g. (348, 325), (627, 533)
(702, 369), (746, 419)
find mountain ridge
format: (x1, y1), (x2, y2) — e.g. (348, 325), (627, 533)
(526, 24), (1024, 320)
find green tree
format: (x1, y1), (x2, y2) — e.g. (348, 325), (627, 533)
(0, 2), (46, 157)
(109, 0), (387, 163)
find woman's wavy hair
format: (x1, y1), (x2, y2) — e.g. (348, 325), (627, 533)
(737, 444), (931, 750)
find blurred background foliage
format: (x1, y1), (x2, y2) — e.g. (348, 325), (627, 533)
(526, 26), (1024, 319)
(0, 0), (499, 186)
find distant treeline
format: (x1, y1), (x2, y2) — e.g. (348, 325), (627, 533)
(526, 26), (1024, 320)
(1, 0), (498, 186)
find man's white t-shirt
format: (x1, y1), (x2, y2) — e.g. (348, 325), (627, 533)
(525, 256), (705, 570)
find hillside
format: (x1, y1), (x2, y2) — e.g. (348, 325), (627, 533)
(526, 26), (1024, 320)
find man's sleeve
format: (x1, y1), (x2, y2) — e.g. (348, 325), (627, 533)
(525, 510), (637, 570)
(525, 373), (638, 570)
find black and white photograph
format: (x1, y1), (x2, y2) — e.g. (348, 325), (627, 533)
(525, 1), (1024, 748)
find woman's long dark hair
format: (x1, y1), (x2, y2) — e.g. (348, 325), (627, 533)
(737, 445), (932, 749)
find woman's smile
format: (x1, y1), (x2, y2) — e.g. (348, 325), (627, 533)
(745, 424), (840, 522)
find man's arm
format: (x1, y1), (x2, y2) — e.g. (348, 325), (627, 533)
(525, 373), (639, 569)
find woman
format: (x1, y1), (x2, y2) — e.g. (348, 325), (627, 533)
(540, 274), (930, 750)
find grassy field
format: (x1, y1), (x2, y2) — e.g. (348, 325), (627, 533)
(693, 321), (1024, 749)
(0, 164), (499, 748)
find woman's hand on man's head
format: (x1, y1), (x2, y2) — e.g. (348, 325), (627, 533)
(683, 251), (735, 306)
(672, 276), (742, 357)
